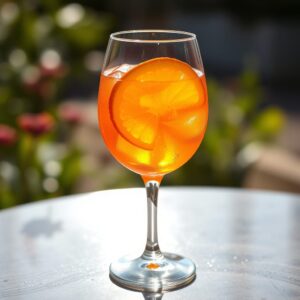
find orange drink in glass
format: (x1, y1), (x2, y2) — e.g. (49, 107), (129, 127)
(98, 30), (208, 292)
(99, 58), (208, 183)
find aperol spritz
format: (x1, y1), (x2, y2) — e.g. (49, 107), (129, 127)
(98, 30), (208, 292)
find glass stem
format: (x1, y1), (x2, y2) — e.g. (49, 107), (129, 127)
(142, 180), (163, 261)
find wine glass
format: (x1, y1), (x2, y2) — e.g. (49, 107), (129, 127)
(98, 30), (208, 292)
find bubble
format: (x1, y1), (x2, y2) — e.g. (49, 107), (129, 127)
(21, 66), (40, 84)
(0, 161), (17, 182)
(40, 49), (61, 70)
(44, 161), (61, 177)
(43, 177), (59, 193)
(237, 142), (263, 167)
(9, 49), (27, 68)
(56, 3), (84, 28)
(1, 2), (19, 24)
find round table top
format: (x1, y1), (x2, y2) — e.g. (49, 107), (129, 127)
(0, 187), (300, 299)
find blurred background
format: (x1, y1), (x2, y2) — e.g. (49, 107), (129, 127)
(0, 0), (299, 209)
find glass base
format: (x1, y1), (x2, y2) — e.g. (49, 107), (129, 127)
(109, 252), (196, 292)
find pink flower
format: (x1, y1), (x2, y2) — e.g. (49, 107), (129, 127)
(59, 103), (82, 124)
(40, 65), (66, 78)
(0, 125), (17, 146)
(18, 113), (54, 137)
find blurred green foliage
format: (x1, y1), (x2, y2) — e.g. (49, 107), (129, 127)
(0, 1), (285, 210)
(0, 0), (112, 209)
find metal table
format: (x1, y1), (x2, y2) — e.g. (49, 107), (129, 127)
(0, 188), (300, 299)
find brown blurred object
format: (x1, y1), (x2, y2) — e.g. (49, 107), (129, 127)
(244, 115), (300, 193)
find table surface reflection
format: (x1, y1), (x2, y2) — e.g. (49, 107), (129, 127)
(0, 187), (300, 299)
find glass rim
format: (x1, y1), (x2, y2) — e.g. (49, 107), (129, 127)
(110, 30), (196, 43)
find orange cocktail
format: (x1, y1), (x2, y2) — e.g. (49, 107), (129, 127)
(98, 57), (208, 182)
(99, 30), (208, 292)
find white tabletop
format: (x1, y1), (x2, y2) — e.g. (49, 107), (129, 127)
(0, 187), (300, 299)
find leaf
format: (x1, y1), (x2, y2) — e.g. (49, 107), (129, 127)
(253, 107), (285, 138)
(58, 146), (82, 193)
(0, 182), (17, 209)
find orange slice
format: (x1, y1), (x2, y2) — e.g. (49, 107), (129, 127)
(109, 57), (205, 150)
